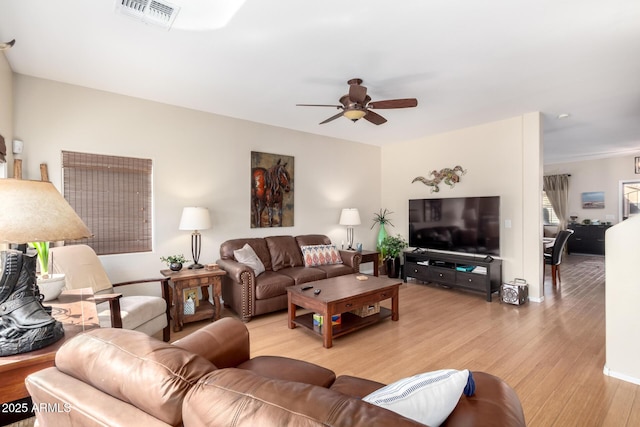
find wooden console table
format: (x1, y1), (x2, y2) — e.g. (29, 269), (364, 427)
(161, 268), (226, 332)
(404, 251), (502, 302)
(0, 288), (99, 404)
(567, 223), (611, 255)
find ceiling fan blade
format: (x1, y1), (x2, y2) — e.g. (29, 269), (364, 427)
(349, 84), (367, 104)
(368, 98), (418, 109)
(296, 103), (342, 108)
(364, 110), (387, 125)
(320, 111), (345, 125)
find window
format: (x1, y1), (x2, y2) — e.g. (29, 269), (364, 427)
(542, 192), (559, 225)
(62, 151), (152, 255)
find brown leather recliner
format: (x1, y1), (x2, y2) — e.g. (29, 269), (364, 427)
(26, 318), (526, 426)
(217, 234), (362, 322)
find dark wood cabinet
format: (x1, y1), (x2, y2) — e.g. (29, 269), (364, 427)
(403, 251), (502, 301)
(567, 224), (611, 255)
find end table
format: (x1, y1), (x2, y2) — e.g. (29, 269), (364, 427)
(359, 250), (380, 276)
(161, 268), (226, 332)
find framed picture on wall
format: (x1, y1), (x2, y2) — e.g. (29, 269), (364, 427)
(250, 151), (294, 228)
(582, 191), (605, 209)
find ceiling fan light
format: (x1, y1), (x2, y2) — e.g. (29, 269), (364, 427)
(343, 109), (367, 121)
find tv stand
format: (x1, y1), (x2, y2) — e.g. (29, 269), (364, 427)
(403, 251), (502, 301)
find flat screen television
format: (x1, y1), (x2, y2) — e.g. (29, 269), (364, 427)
(408, 196), (500, 256)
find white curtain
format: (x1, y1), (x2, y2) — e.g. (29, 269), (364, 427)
(543, 174), (570, 231)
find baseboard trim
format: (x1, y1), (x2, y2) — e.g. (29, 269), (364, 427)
(603, 364), (640, 385)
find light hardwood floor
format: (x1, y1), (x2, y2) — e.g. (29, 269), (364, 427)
(172, 255), (640, 426)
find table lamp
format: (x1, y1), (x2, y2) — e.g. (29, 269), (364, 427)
(179, 207), (211, 269)
(0, 179), (92, 356)
(339, 208), (361, 250)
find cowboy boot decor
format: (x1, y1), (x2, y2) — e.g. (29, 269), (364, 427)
(0, 250), (64, 356)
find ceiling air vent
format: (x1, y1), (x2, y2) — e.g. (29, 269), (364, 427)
(115, 0), (180, 30)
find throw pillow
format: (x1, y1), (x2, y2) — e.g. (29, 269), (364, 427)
(300, 244), (343, 267)
(233, 243), (265, 276)
(362, 369), (475, 427)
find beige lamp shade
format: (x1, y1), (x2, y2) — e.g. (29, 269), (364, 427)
(339, 208), (361, 226)
(0, 179), (92, 244)
(179, 207), (212, 231)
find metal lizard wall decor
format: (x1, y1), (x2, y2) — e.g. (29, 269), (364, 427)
(412, 165), (466, 193)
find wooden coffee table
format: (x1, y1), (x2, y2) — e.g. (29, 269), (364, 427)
(287, 274), (400, 348)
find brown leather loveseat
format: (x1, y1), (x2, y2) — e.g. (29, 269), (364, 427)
(217, 234), (362, 322)
(26, 318), (526, 426)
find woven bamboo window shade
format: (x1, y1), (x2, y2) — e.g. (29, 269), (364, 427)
(62, 151), (152, 255)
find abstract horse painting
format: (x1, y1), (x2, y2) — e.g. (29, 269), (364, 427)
(251, 152), (294, 228)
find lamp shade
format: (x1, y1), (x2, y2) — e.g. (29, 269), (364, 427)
(179, 207), (211, 231)
(339, 208), (361, 226)
(0, 179), (92, 244)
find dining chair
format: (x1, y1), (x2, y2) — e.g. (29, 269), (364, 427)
(51, 244), (171, 341)
(544, 229), (574, 287)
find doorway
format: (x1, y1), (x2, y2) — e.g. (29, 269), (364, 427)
(620, 180), (640, 221)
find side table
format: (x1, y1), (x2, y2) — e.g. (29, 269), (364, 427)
(0, 288), (99, 405)
(161, 268), (226, 332)
(359, 250), (380, 276)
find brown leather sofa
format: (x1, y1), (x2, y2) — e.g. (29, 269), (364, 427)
(217, 234), (362, 322)
(26, 318), (526, 426)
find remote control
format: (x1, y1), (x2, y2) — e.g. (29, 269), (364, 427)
(301, 286), (313, 291)
(314, 289), (321, 295)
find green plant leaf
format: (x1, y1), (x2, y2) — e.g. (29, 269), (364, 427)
(371, 208), (395, 229)
(380, 234), (407, 259)
(28, 241), (50, 275)
(160, 254), (189, 265)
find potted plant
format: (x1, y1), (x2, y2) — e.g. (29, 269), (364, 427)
(380, 234), (407, 278)
(29, 241), (66, 301)
(30, 241), (51, 278)
(371, 208), (394, 255)
(160, 254), (189, 272)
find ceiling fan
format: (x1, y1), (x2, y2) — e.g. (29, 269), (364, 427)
(297, 78), (418, 125)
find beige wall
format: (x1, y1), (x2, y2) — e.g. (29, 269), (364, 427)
(13, 75), (382, 282)
(11, 74), (545, 300)
(0, 53), (12, 251)
(381, 113), (544, 300)
(0, 52), (12, 176)
(544, 154), (640, 225)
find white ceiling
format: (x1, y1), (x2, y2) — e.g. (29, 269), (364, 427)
(1, 0), (639, 165)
